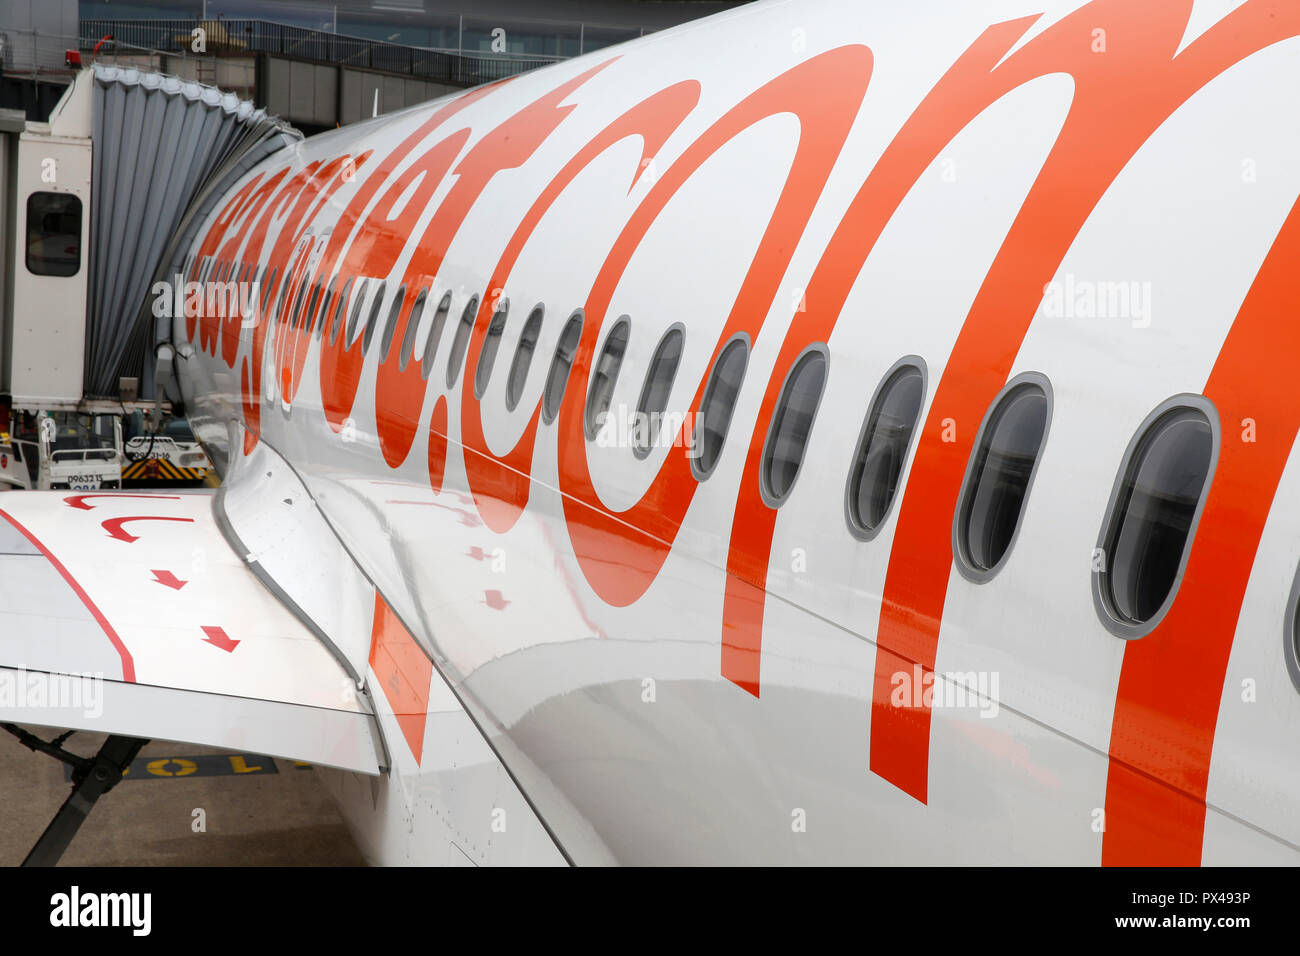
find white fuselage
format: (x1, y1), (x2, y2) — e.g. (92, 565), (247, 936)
(171, 0), (1300, 864)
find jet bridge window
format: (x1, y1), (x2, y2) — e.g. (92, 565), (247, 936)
(507, 304), (545, 411)
(542, 311), (584, 425)
(761, 346), (828, 505)
(474, 298), (511, 399)
(27, 193), (83, 277)
(633, 325), (685, 459)
(1094, 398), (1216, 636)
(692, 335), (749, 480)
(954, 374), (1051, 581)
(421, 292), (452, 380)
(446, 294), (480, 388)
(585, 317), (631, 440)
(846, 360), (926, 539)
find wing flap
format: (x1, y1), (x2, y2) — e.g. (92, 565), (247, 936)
(0, 491), (384, 774)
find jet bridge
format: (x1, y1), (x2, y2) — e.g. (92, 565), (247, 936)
(0, 64), (299, 410)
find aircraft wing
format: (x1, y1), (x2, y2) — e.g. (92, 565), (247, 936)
(0, 489), (385, 774)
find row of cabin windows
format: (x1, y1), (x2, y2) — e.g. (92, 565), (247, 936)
(574, 317), (1222, 641)
(183, 259), (1236, 647)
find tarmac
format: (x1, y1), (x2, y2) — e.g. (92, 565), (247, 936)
(0, 730), (365, 866)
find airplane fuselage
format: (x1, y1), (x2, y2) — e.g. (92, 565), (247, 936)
(171, 0), (1300, 864)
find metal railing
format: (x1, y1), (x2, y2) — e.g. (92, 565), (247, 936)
(79, 19), (563, 87)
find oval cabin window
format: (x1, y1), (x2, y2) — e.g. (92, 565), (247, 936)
(761, 347), (828, 505)
(692, 335), (748, 480)
(304, 280), (322, 334)
(846, 362), (925, 538)
(329, 277), (350, 345)
(345, 279), (369, 346)
(585, 317), (630, 440)
(507, 304), (545, 412)
(380, 285), (405, 362)
(542, 311), (583, 425)
(1095, 400), (1215, 634)
(955, 376), (1050, 579)
(474, 298), (510, 399)
(1286, 565), (1300, 695)
(398, 288), (426, 370)
(421, 292), (452, 380)
(445, 294), (480, 388)
(634, 326), (684, 459)
(362, 281), (388, 355)
(317, 278), (337, 340)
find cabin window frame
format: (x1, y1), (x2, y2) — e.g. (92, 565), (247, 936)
(542, 310), (584, 426)
(1092, 394), (1219, 639)
(758, 343), (830, 508)
(474, 296), (511, 400)
(633, 322), (686, 461)
(690, 332), (750, 481)
(952, 371), (1053, 584)
(844, 356), (928, 542)
(584, 316), (632, 441)
(446, 294), (480, 388)
(420, 291), (452, 381)
(506, 303), (546, 412)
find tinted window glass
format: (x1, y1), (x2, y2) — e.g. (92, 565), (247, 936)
(543, 311), (583, 425)
(692, 336), (748, 480)
(28, 193), (83, 277)
(317, 278), (337, 340)
(1288, 571), (1300, 695)
(762, 348), (827, 503)
(346, 279), (369, 345)
(421, 292), (452, 380)
(847, 364), (925, 535)
(362, 281), (388, 354)
(288, 278), (307, 330)
(1101, 406), (1213, 626)
(257, 267), (276, 324)
(274, 272), (292, 329)
(474, 298), (510, 399)
(380, 285), (405, 362)
(398, 288), (428, 371)
(634, 327), (685, 459)
(27, 192), (83, 277)
(507, 304), (545, 411)
(446, 295), (480, 388)
(329, 277), (350, 344)
(304, 279), (322, 334)
(585, 318), (630, 440)
(958, 382), (1049, 574)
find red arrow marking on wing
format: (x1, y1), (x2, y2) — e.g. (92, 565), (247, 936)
(102, 515), (194, 543)
(201, 626), (239, 652)
(65, 494), (181, 511)
(150, 569), (188, 590)
(483, 590), (509, 611)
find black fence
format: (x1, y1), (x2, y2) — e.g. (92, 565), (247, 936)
(80, 19), (562, 87)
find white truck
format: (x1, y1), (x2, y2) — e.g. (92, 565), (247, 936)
(0, 408), (124, 491)
(122, 415), (213, 484)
